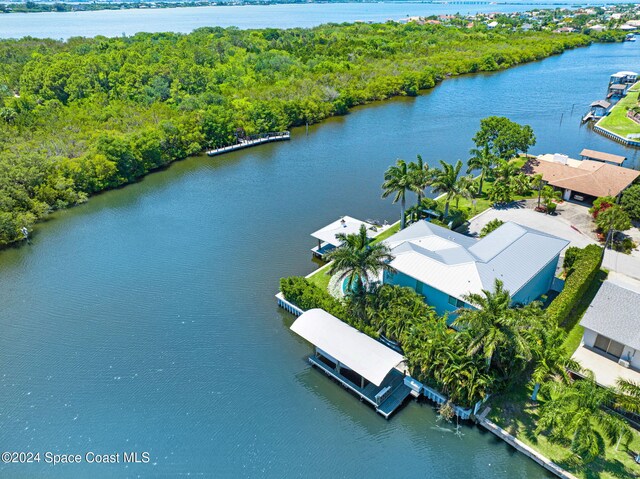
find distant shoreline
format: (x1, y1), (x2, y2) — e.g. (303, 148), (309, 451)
(0, 1), (616, 16)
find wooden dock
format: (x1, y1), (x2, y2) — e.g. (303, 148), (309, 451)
(207, 131), (290, 156)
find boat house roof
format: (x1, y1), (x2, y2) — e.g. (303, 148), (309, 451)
(612, 71), (638, 77)
(310, 216), (378, 246)
(580, 277), (640, 351)
(290, 309), (405, 386)
(384, 220), (568, 302)
(580, 148), (625, 164)
(524, 156), (640, 198)
(589, 100), (611, 109)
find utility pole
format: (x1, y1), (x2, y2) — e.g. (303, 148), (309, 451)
(601, 191), (620, 264)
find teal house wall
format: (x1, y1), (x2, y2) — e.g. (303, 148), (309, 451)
(383, 270), (468, 322)
(383, 253), (561, 319)
(511, 253), (560, 305)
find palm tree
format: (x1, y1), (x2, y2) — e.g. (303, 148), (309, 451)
(453, 174), (475, 209)
(615, 378), (640, 415)
(533, 173), (545, 208)
(408, 154), (432, 205)
(530, 326), (580, 401)
(536, 375), (632, 461)
(325, 224), (395, 297)
(489, 160), (527, 204)
(453, 279), (534, 379)
(382, 159), (412, 229)
(467, 146), (495, 195)
(430, 159), (464, 218)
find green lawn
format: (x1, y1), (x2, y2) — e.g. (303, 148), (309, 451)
(306, 262), (333, 292)
(488, 384), (640, 479)
(371, 222), (400, 244)
(560, 269), (608, 355)
(597, 82), (640, 138)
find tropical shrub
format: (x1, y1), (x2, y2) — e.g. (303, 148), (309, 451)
(621, 184), (640, 221)
(279, 276), (349, 321)
(562, 246), (582, 276)
(546, 245), (602, 325)
(594, 204), (631, 233)
(589, 196), (616, 218)
(479, 219), (504, 237)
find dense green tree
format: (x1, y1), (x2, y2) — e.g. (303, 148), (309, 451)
(0, 26), (605, 247)
(472, 116), (536, 160)
(621, 184), (640, 221)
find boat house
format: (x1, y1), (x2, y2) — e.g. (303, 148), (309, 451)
(608, 83), (628, 98)
(290, 309), (412, 418)
(310, 216), (390, 259)
(579, 148), (625, 165)
(588, 100), (611, 119)
(572, 273), (640, 388)
(609, 71), (638, 86)
(381, 220), (568, 319)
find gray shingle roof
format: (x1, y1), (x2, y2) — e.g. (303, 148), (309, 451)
(580, 281), (640, 350)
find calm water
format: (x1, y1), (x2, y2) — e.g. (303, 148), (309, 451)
(0, 1), (631, 40)
(0, 41), (638, 477)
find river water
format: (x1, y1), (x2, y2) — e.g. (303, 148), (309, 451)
(0, 36), (638, 477)
(0, 1), (632, 40)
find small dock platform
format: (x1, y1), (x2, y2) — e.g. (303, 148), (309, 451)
(309, 355), (411, 419)
(207, 131), (290, 156)
(310, 216), (393, 260)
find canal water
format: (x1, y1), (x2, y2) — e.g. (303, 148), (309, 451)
(0, 1), (632, 40)
(0, 41), (638, 477)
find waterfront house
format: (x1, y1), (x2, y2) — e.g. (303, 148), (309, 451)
(290, 308), (412, 418)
(310, 216), (390, 259)
(524, 154), (640, 203)
(572, 273), (640, 388)
(381, 220), (568, 318)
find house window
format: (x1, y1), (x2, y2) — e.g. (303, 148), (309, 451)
(448, 296), (466, 308)
(593, 334), (625, 359)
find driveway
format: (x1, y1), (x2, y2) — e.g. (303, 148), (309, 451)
(465, 200), (594, 249)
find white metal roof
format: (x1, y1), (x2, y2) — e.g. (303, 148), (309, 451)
(386, 220), (569, 302)
(290, 309), (405, 386)
(310, 216), (377, 246)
